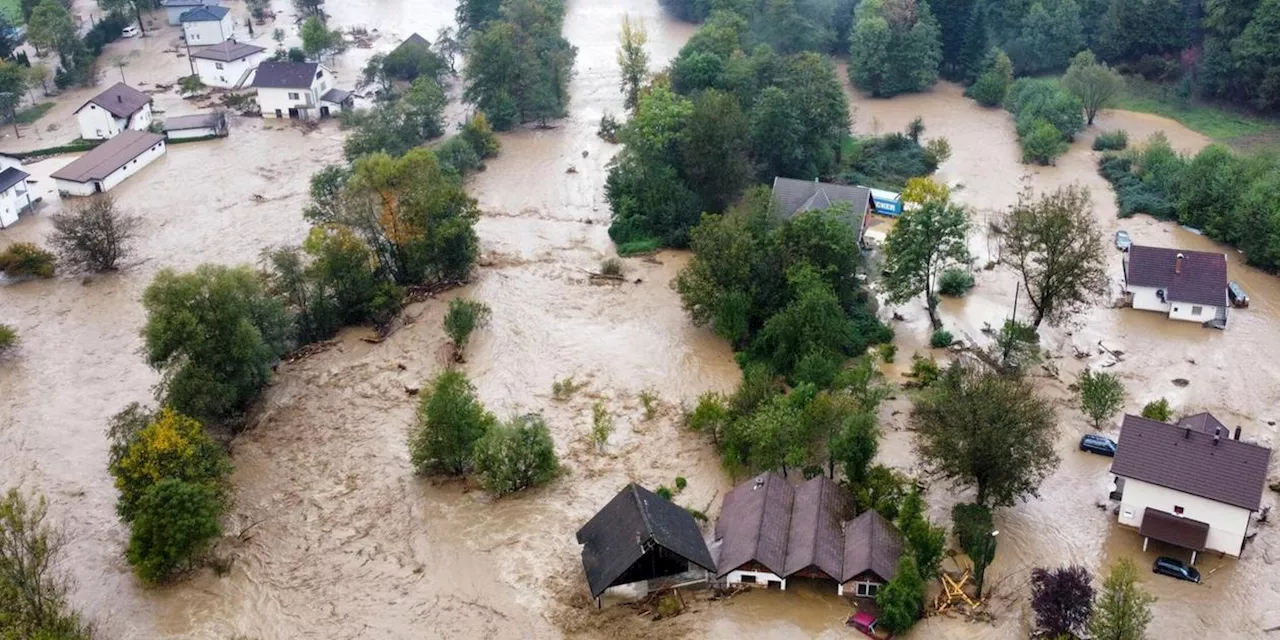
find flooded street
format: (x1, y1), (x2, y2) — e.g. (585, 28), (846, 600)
(1, 0), (1278, 638)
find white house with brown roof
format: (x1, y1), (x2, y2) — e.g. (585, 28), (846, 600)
(74, 83), (153, 141)
(160, 0), (220, 25)
(1123, 245), (1229, 327)
(1110, 413), (1272, 563)
(190, 40), (266, 88)
(180, 6), (234, 45)
(251, 61), (347, 120)
(0, 155), (33, 228)
(51, 131), (166, 196)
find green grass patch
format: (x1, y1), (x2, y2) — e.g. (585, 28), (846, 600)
(1113, 78), (1280, 144)
(15, 102), (54, 125)
(616, 237), (661, 256)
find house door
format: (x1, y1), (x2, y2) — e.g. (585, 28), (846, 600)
(275, 109), (283, 118)
(287, 108), (300, 119)
(93, 182), (103, 193)
(320, 106), (330, 118)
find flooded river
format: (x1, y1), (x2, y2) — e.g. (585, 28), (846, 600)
(1, 0), (1277, 638)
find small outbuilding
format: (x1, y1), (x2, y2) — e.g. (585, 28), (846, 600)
(771, 177), (875, 243)
(180, 5), (234, 45)
(190, 40), (267, 88)
(577, 484), (715, 605)
(74, 83), (153, 141)
(51, 131), (166, 196)
(160, 0), (221, 25)
(163, 112), (228, 140)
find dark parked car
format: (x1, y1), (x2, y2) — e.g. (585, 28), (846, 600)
(1153, 557), (1200, 583)
(1114, 230), (1132, 251)
(1229, 281), (1249, 308)
(1079, 434), (1117, 456)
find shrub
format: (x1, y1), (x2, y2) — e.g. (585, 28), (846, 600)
(599, 257), (623, 277)
(410, 371), (496, 475)
(952, 502), (997, 592)
(472, 414), (559, 496)
(909, 353), (941, 386)
(0, 324), (16, 354)
(930, 329), (954, 348)
(598, 113), (620, 142)
(0, 242), (56, 278)
(655, 485), (673, 500)
(639, 389), (659, 419)
(551, 376), (582, 400)
(876, 556), (925, 633)
(878, 343), (897, 363)
(675, 476), (688, 491)
(49, 195), (141, 272)
(1140, 397), (1172, 422)
(938, 268), (975, 297)
(178, 75), (206, 94)
(686, 391), (730, 445)
(107, 408), (232, 523)
(443, 297), (492, 361)
(616, 237), (661, 256)
(591, 401), (614, 450)
(1093, 130), (1129, 151)
(125, 479), (222, 583)
(0, 489), (96, 639)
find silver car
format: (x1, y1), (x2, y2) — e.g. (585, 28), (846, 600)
(1114, 230), (1131, 251)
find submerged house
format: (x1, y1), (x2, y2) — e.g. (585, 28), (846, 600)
(714, 473), (904, 597)
(577, 484), (715, 605)
(74, 83), (153, 141)
(0, 154), (33, 228)
(1123, 245), (1229, 327)
(251, 62), (349, 120)
(51, 131), (166, 196)
(770, 177), (875, 243)
(1110, 413), (1272, 562)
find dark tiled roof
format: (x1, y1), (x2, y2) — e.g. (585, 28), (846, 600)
(841, 509), (904, 583)
(180, 5), (229, 21)
(320, 88), (351, 104)
(715, 472), (794, 577)
(163, 113), (221, 130)
(1112, 414), (1272, 511)
(78, 83), (150, 119)
(782, 476), (846, 579)
(162, 0), (216, 7)
(392, 33), (431, 55)
(1177, 412), (1227, 435)
(1125, 245), (1228, 307)
(190, 40), (265, 62)
(0, 166), (28, 192)
(51, 131), (164, 183)
(252, 61), (320, 89)
(1140, 508), (1209, 552)
(576, 484), (714, 598)
(771, 176), (872, 221)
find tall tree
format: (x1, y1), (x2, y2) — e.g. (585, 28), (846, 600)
(967, 47), (1013, 107)
(1001, 184), (1109, 327)
(27, 0), (78, 67)
(1078, 369), (1125, 429)
(1009, 0), (1083, 74)
(875, 556), (925, 634)
(849, 0), (942, 97)
(456, 0), (503, 36)
(617, 14), (649, 113)
(1088, 558), (1156, 640)
(680, 89), (752, 213)
(913, 361), (1060, 507)
(1063, 50), (1123, 125)
(410, 370), (497, 475)
(1031, 565), (1096, 638)
(882, 194), (970, 329)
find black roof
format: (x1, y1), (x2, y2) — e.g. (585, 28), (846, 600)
(0, 166), (28, 192)
(576, 484), (714, 598)
(392, 33), (431, 55)
(1125, 245), (1228, 307)
(252, 61), (321, 89)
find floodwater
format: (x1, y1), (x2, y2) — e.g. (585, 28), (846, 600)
(1, 1), (1278, 639)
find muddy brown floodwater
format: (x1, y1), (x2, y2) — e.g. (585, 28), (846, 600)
(1, 0), (1278, 638)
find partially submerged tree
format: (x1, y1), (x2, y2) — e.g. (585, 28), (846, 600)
(967, 47), (1014, 107)
(882, 193), (970, 329)
(898, 487), (946, 577)
(472, 414), (559, 496)
(1031, 565), (1095, 638)
(1088, 558), (1155, 640)
(410, 370), (496, 475)
(301, 16), (345, 61)
(1063, 50), (1124, 126)
(875, 555), (925, 634)
(0, 242), (56, 278)
(443, 297), (492, 361)
(1002, 184), (1109, 328)
(49, 195), (141, 272)
(952, 502), (997, 595)
(617, 14), (649, 113)
(1140, 397), (1172, 422)
(1079, 369), (1125, 429)
(0, 489), (95, 638)
(0, 324), (16, 354)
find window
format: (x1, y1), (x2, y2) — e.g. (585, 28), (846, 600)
(1191, 305), (1203, 316)
(215, 62), (224, 70)
(740, 574), (756, 584)
(855, 582), (879, 597)
(288, 92), (300, 100)
(1174, 506), (1185, 515)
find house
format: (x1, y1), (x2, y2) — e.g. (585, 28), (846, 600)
(160, 0), (220, 25)
(1110, 413), (1272, 562)
(74, 83), (153, 141)
(251, 62), (344, 120)
(771, 177), (875, 243)
(714, 473), (904, 596)
(576, 484), (715, 605)
(180, 6), (234, 45)
(51, 131), (166, 196)
(190, 40), (267, 89)
(0, 156), (33, 228)
(163, 112), (228, 140)
(1123, 245), (1229, 327)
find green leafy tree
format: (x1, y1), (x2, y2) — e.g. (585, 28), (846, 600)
(27, 0), (78, 66)
(49, 195), (141, 273)
(0, 324), (15, 354)
(1096, 0), (1185, 62)
(443, 297), (492, 361)
(882, 197), (970, 329)
(680, 89), (752, 214)
(97, 0), (149, 35)
(1140, 397), (1172, 422)
(143, 265), (294, 421)
(0, 242), (56, 278)
(830, 406), (879, 483)
(687, 391), (731, 446)
(852, 464), (910, 520)
(875, 555), (925, 634)
(472, 414), (559, 496)
(400, 76), (448, 140)
(751, 265), (860, 380)
(107, 408), (231, 523)
(848, 0), (942, 97)
(617, 14), (649, 113)
(0, 489), (95, 639)
(456, 0), (503, 35)
(125, 479), (222, 583)
(1088, 558), (1155, 640)
(898, 487), (945, 576)
(1021, 117), (1069, 164)
(410, 371), (496, 475)
(1078, 369), (1125, 429)
(952, 502), (997, 594)
(967, 47), (1013, 107)
(913, 362), (1060, 507)
(1063, 50), (1123, 125)
(722, 392), (808, 474)
(463, 0), (577, 129)
(1010, 0), (1083, 75)
(178, 74), (207, 95)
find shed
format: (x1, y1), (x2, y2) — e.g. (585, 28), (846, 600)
(51, 131), (166, 196)
(576, 484), (715, 603)
(163, 112), (228, 140)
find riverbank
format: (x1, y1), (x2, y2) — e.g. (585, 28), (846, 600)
(1113, 77), (1280, 150)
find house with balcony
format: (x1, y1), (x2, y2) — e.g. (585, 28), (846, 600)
(1110, 413), (1272, 563)
(251, 61), (348, 120)
(1123, 245), (1229, 328)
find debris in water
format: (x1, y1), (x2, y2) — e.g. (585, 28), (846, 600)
(1172, 378), (1190, 387)
(566, 165), (577, 174)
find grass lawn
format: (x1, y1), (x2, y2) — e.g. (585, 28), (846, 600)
(1114, 78), (1280, 147)
(15, 102), (54, 124)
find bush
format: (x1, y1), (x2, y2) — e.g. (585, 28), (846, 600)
(125, 479), (222, 583)
(938, 268), (975, 297)
(598, 113), (620, 142)
(472, 414), (559, 496)
(107, 408), (231, 523)
(876, 556), (925, 633)
(49, 195), (141, 272)
(878, 343), (897, 363)
(410, 371), (496, 475)
(1140, 397), (1172, 422)
(617, 237), (661, 256)
(599, 257), (623, 277)
(551, 376), (582, 400)
(639, 389), (659, 419)
(686, 391), (729, 444)
(930, 329), (954, 348)
(591, 401), (613, 450)
(0, 242), (56, 278)
(0, 324), (16, 353)
(1006, 78), (1082, 165)
(675, 476), (688, 491)
(909, 353), (940, 385)
(655, 485), (673, 500)
(0, 489), (95, 639)
(952, 502), (997, 591)
(1093, 130), (1129, 151)
(443, 297), (492, 361)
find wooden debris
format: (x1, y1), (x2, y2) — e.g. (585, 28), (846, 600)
(283, 338), (340, 363)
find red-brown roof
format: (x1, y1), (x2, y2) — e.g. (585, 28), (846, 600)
(1125, 245), (1227, 307)
(1140, 507), (1209, 551)
(783, 475), (845, 579)
(1112, 414), (1272, 511)
(716, 472), (794, 577)
(1177, 412), (1227, 435)
(77, 82), (151, 119)
(841, 509), (904, 583)
(50, 131), (165, 183)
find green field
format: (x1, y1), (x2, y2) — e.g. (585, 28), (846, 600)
(1113, 78), (1280, 147)
(15, 102), (53, 124)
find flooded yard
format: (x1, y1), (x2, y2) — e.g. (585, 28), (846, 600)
(0, 0), (1277, 638)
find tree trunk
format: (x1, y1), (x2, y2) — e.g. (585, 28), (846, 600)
(134, 3), (146, 35)
(1032, 307), (1046, 328)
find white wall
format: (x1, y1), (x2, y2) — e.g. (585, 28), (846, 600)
(259, 86), (319, 119)
(724, 569), (785, 590)
(183, 14), (234, 45)
(127, 104), (153, 131)
(1169, 301), (1223, 323)
(0, 182), (27, 228)
(1129, 285), (1171, 314)
(167, 126), (218, 140)
(76, 104), (124, 140)
(194, 52), (265, 88)
(1117, 477), (1253, 557)
(56, 139), (167, 196)
(54, 177), (98, 197)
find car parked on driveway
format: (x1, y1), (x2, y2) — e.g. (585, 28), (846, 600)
(1153, 556), (1200, 583)
(1115, 230), (1131, 251)
(1079, 434), (1117, 456)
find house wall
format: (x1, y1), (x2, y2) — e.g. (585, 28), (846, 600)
(723, 569), (785, 590)
(56, 139), (167, 197)
(1129, 285), (1171, 314)
(258, 85), (320, 119)
(1116, 477), (1253, 556)
(54, 177), (99, 197)
(166, 126), (218, 140)
(183, 14), (234, 45)
(76, 105), (125, 140)
(194, 52), (264, 88)
(1169, 301), (1224, 323)
(0, 182), (27, 228)
(127, 103), (153, 131)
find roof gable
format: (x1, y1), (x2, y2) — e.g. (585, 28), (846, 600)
(1126, 245), (1228, 307)
(392, 33), (431, 55)
(0, 166), (29, 192)
(252, 61), (322, 89)
(783, 475), (845, 578)
(841, 509), (904, 583)
(180, 5), (229, 20)
(772, 177), (872, 219)
(1112, 414), (1272, 510)
(716, 472), (794, 577)
(77, 83), (150, 119)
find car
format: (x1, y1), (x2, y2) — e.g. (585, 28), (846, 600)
(121, 24), (140, 38)
(1153, 556), (1201, 583)
(1079, 434), (1117, 456)
(1114, 230), (1132, 251)
(1229, 280), (1249, 308)
(846, 612), (892, 639)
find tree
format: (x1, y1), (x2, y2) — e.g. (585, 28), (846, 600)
(1010, 0), (1083, 75)
(142, 265), (294, 422)
(1063, 50), (1123, 125)
(1078, 369), (1124, 429)
(750, 264), (860, 380)
(443, 297), (492, 361)
(301, 16), (344, 60)
(913, 361), (1060, 507)
(722, 392), (808, 474)
(456, 0), (503, 35)
(1140, 397), (1172, 422)
(875, 555), (925, 634)
(410, 370), (496, 475)
(1031, 565), (1095, 638)
(472, 414), (559, 496)
(107, 408), (231, 523)
(1020, 117), (1069, 164)
(27, 0), (78, 66)
(1088, 558), (1155, 640)
(125, 479), (222, 583)
(97, 0), (148, 35)
(952, 502), (997, 594)
(463, 1), (577, 130)
(680, 89), (751, 214)
(882, 196), (970, 329)
(0, 242), (56, 278)
(967, 47), (1013, 107)
(1002, 184), (1109, 327)
(617, 14), (649, 113)
(400, 76), (448, 140)
(897, 487), (945, 577)
(292, 0), (324, 20)
(48, 195), (140, 273)
(830, 408), (878, 483)
(0, 489), (95, 639)
(849, 0), (942, 97)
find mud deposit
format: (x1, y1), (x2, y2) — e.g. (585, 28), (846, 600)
(1, 0), (1278, 639)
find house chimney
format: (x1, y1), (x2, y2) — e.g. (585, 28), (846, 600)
(1184, 426), (1191, 439)
(1213, 426), (1221, 446)
(117, 94), (122, 103)
(1235, 426), (1242, 440)
(1175, 252), (1185, 275)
